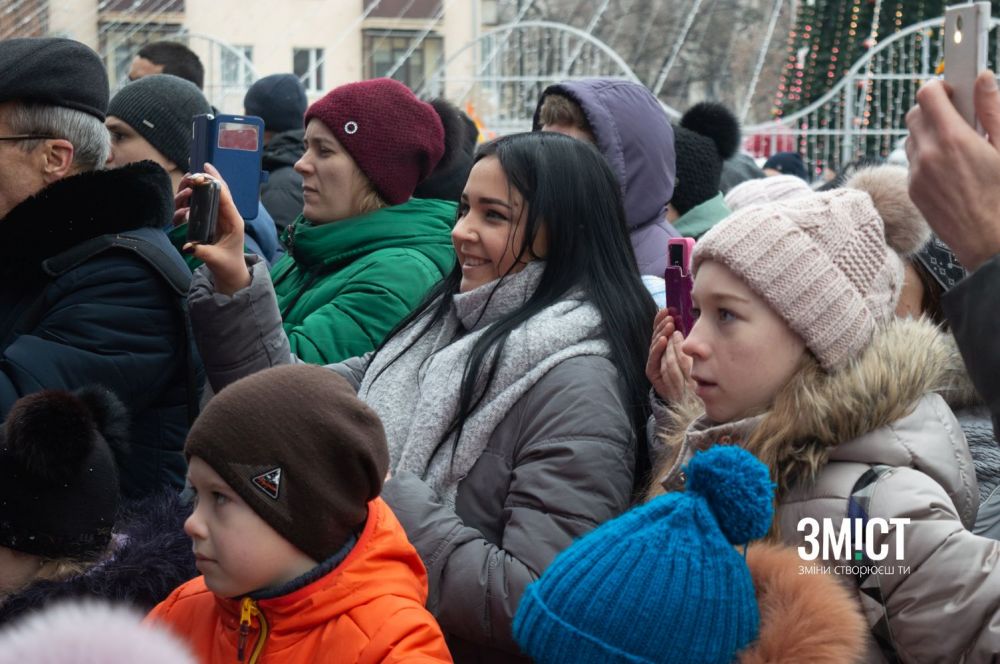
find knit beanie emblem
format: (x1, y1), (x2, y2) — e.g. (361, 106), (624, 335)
(514, 446), (775, 664)
(251, 467), (282, 500)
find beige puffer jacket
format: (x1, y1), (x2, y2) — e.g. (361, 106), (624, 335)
(651, 317), (1000, 663)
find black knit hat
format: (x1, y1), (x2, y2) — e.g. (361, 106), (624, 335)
(763, 151), (809, 181)
(185, 364), (390, 562)
(0, 38), (109, 120)
(243, 74), (308, 133)
(0, 388), (125, 560)
(916, 235), (967, 291)
(672, 102), (740, 215)
(108, 74), (211, 169)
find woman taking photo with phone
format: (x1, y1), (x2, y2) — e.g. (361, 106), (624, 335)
(223, 78), (465, 365)
(181, 130), (655, 662)
(646, 166), (1000, 662)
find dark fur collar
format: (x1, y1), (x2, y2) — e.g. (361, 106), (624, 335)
(0, 161), (173, 270)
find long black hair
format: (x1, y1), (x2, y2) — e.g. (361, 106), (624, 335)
(371, 131), (656, 484)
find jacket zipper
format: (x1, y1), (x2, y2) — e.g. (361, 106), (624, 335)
(237, 597), (269, 663)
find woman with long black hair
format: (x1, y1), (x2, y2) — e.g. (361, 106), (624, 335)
(181, 131), (656, 662)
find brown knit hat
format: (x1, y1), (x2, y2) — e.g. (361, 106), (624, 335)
(693, 166), (929, 371)
(184, 364), (389, 562)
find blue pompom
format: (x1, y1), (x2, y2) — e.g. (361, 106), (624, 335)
(684, 446), (775, 545)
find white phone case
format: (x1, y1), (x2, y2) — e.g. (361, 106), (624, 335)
(944, 2), (991, 131)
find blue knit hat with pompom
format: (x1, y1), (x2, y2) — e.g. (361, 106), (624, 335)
(513, 446), (774, 664)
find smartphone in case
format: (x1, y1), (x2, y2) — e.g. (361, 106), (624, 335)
(189, 113), (266, 219)
(664, 237), (696, 336)
(944, 2), (991, 132)
(186, 176), (221, 245)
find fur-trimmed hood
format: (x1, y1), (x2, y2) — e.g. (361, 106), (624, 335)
(651, 317), (966, 498)
(738, 543), (867, 663)
(0, 491), (196, 625)
(0, 161), (173, 276)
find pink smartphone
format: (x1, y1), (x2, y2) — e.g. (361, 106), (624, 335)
(664, 237), (696, 336)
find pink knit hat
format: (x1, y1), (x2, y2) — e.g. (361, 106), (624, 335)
(304, 78), (444, 205)
(693, 166), (929, 371)
(723, 174), (814, 211)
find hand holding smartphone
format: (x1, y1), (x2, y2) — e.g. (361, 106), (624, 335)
(944, 2), (991, 133)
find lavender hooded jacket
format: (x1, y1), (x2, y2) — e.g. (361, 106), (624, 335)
(533, 79), (678, 276)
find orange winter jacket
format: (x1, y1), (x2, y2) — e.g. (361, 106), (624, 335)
(147, 498), (453, 664)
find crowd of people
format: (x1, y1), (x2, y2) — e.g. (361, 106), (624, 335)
(0, 32), (999, 664)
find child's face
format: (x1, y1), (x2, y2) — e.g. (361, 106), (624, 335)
(453, 156), (548, 293)
(682, 260), (807, 423)
(184, 456), (316, 598)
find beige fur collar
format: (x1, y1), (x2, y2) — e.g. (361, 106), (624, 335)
(649, 317), (960, 498)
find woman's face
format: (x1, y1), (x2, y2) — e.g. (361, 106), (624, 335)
(896, 261), (925, 319)
(452, 156), (547, 293)
(681, 260), (807, 423)
(294, 119), (370, 223)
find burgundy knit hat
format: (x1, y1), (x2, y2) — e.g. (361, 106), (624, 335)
(304, 78), (445, 205)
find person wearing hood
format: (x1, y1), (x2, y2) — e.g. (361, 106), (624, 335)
(647, 164), (1000, 662)
(244, 74), (307, 235)
(668, 101), (741, 240)
(532, 78), (678, 279)
(147, 364), (452, 663)
(0, 388), (196, 624)
(107, 74), (281, 269)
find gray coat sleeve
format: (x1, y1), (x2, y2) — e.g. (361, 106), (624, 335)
(380, 357), (636, 654)
(188, 256), (292, 392)
(944, 254), (1000, 436)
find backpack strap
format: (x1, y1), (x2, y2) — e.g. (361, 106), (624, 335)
(37, 232), (201, 424)
(847, 464), (902, 664)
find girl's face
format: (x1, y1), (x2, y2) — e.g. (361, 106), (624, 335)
(682, 260), (807, 423)
(452, 156), (548, 293)
(294, 119), (370, 223)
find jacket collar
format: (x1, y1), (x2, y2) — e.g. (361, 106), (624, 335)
(282, 197), (455, 271)
(0, 161), (173, 271)
(673, 192), (731, 239)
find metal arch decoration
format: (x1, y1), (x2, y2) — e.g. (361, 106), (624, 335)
(421, 20), (682, 136)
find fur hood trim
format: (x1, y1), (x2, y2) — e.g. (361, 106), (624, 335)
(738, 543), (867, 663)
(0, 161), (174, 272)
(652, 316), (960, 497)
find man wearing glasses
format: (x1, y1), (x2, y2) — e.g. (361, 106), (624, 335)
(0, 38), (199, 499)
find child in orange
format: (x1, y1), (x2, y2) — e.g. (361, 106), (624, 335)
(147, 364), (452, 663)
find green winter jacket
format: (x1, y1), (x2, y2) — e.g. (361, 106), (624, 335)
(272, 198), (456, 364)
(673, 192), (731, 240)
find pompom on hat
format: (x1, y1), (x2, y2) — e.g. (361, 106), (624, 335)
(303, 78), (445, 206)
(514, 446), (774, 664)
(0, 388), (126, 560)
(694, 165), (929, 372)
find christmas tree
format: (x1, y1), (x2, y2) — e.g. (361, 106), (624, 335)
(770, 0), (1000, 172)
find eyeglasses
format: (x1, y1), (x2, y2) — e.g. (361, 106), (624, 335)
(0, 134), (58, 141)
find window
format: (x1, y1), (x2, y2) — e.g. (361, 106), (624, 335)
(293, 48), (324, 93)
(363, 31), (443, 89)
(222, 45), (253, 87)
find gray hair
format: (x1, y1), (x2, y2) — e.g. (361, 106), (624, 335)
(3, 101), (110, 172)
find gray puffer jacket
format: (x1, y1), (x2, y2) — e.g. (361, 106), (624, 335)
(188, 257), (637, 663)
(651, 317), (1000, 663)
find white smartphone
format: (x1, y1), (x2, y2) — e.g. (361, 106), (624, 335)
(944, 2), (991, 132)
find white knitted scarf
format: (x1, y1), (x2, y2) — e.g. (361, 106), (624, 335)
(358, 261), (610, 506)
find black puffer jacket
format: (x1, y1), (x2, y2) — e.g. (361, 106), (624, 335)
(0, 161), (199, 498)
(0, 490), (196, 624)
(261, 129), (305, 233)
